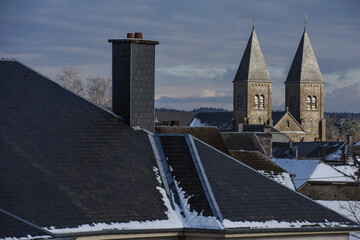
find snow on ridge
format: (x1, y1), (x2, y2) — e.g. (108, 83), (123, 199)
(258, 170), (295, 190)
(223, 219), (356, 229)
(1, 235), (51, 240)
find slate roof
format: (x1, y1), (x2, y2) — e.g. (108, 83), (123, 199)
(2, 59), (360, 237)
(272, 111), (286, 125)
(155, 126), (229, 154)
(286, 30), (323, 82)
(221, 132), (266, 155)
(272, 141), (345, 160)
(229, 151), (287, 175)
(155, 111), (197, 126)
(160, 135), (357, 225)
(0, 60), (167, 234)
(193, 112), (233, 130)
(234, 28), (271, 82)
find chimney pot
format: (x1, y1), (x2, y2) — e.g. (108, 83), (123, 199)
(127, 33), (134, 38)
(134, 32), (143, 39)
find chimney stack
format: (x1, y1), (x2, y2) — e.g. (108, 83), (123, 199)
(109, 34), (159, 132)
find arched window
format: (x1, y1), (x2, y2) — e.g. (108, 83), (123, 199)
(260, 95), (264, 109)
(286, 120), (290, 128)
(312, 96), (317, 110)
(306, 96), (311, 110)
(254, 95), (259, 109)
(237, 95), (244, 110)
(258, 118), (261, 124)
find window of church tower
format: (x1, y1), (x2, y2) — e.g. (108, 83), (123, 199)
(312, 96), (317, 109)
(258, 118), (261, 124)
(237, 95), (244, 110)
(306, 96), (311, 110)
(254, 95), (259, 109)
(260, 95), (264, 109)
(286, 120), (290, 128)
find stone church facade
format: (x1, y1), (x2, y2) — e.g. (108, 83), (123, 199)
(233, 27), (326, 142)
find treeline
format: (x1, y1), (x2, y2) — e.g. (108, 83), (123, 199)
(325, 113), (360, 142)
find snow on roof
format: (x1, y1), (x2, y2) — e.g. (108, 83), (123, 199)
(316, 200), (360, 223)
(259, 171), (295, 190)
(333, 166), (359, 180)
(309, 163), (355, 183)
(223, 219), (354, 229)
(270, 158), (320, 188)
(355, 141), (360, 146)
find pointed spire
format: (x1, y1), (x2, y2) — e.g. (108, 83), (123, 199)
(285, 30), (323, 82)
(234, 28), (271, 82)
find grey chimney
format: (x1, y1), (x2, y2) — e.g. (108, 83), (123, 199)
(109, 33), (159, 132)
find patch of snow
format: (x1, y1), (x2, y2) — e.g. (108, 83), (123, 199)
(189, 117), (207, 127)
(223, 219), (355, 229)
(355, 141), (360, 146)
(1, 235), (51, 240)
(325, 149), (342, 161)
(316, 200), (360, 223)
(309, 163), (355, 182)
(270, 158), (320, 188)
(171, 178), (223, 229)
(333, 166), (359, 180)
(259, 171), (295, 190)
(350, 232), (360, 240)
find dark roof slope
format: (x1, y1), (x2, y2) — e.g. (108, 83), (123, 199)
(0, 60), (167, 230)
(195, 112), (233, 130)
(193, 138), (355, 224)
(156, 126), (229, 154)
(221, 132), (265, 155)
(229, 151), (287, 174)
(158, 135), (213, 216)
(155, 111), (197, 126)
(0, 211), (51, 238)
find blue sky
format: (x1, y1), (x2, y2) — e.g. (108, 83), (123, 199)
(1, 0), (359, 112)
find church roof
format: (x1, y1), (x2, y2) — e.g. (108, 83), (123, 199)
(233, 28), (271, 82)
(285, 30), (323, 82)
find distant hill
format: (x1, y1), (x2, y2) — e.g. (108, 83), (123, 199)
(155, 107), (230, 113)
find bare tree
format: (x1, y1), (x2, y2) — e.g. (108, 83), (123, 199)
(56, 66), (84, 95)
(339, 201), (360, 223)
(85, 76), (112, 108)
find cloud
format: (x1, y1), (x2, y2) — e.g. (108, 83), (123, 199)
(157, 65), (226, 79)
(325, 83), (360, 112)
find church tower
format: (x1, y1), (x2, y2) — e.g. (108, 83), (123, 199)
(285, 28), (326, 141)
(233, 27), (272, 126)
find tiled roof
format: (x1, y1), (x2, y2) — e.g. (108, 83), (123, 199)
(0, 60), (167, 231)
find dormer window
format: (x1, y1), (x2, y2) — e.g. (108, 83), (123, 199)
(286, 120), (290, 128)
